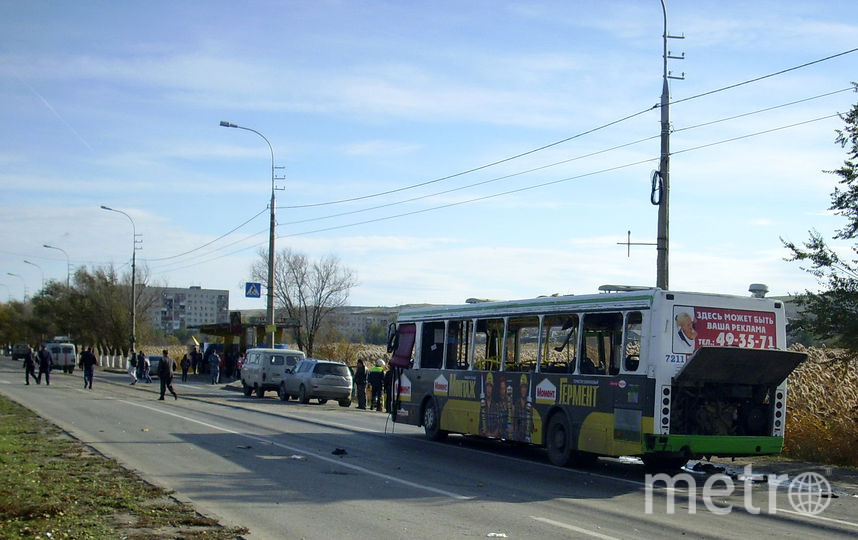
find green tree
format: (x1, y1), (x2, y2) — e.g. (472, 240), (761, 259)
(784, 84), (858, 350)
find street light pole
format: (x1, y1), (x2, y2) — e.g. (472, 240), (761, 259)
(23, 260), (44, 290)
(100, 206), (139, 355)
(220, 120), (277, 348)
(6, 272), (27, 300)
(43, 244), (71, 288)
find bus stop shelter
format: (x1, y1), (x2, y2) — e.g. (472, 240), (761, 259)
(194, 315), (300, 354)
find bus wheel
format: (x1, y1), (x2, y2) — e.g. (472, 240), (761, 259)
(423, 398), (447, 442)
(546, 414), (574, 467)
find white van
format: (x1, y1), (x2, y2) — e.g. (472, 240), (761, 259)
(47, 338), (77, 374)
(241, 348), (305, 398)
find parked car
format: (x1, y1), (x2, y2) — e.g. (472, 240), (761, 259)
(11, 343), (30, 361)
(280, 358), (352, 407)
(241, 348), (305, 398)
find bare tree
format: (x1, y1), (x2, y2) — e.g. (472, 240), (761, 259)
(252, 248), (358, 356)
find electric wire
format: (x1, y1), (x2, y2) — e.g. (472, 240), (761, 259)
(279, 47), (858, 210)
(149, 110), (844, 277)
(280, 88), (852, 228)
(144, 207), (269, 262)
(279, 114), (841, 239)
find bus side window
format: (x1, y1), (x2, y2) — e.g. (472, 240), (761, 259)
(579, 312), (623, 375)
(474, 319), (503, 370)
(541, 314), (578, 373)
(444, 321), (470, 369)
(421, 322), (444, 369)
(623, 311), (643, 372)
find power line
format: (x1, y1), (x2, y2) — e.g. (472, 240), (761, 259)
(148, 105), (847, 278)
(279, 47), (858, 211)
(281, 88), (851, 228)
(666, 47), (858, 108)
(278, 113), (842, 239)
(144, 206), (268, 262)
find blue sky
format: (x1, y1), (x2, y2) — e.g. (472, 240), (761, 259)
(1, 1), (856, 309)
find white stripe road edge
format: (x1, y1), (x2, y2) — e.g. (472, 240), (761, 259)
(530, 516), (620, 540)
(123, 400), (472, 501)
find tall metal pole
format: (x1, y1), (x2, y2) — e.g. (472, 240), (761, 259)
(220, 121), (277, 348)
(656, 0), (671, 290)
(100, 206), (139, 355)
(43, 244), (71, 288)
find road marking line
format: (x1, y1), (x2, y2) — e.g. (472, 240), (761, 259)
(777, 508), (858, 528)
(123, 400), (472, 501)
(530, 516), (620, 539)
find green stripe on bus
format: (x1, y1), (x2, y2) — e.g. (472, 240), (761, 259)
(644, 435), (784, 456)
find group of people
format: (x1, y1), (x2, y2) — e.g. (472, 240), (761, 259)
(126, 349), (179, 400)
(21, 344), (112, 391)
(21, 344), (402, 411)
(21, 344), (55, 386)
(352, 358), (393, 412)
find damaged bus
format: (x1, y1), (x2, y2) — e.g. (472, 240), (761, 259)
(385, 285), (806, 469)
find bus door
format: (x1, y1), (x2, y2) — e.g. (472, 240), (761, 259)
(577, 312), (646, 456)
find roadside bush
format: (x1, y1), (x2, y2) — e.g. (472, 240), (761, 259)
(784, 345), (858, 466)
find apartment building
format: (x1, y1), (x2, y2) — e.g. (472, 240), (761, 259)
(147, 286), (229, 332)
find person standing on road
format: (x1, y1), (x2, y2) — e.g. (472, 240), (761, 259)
(79, 346), (98, 389)
(368, 359), (385, 411)
(180, 352), (191, 382)
(136, 350), (145, 380)
(157, 349), (178, 400)
(141, 353), (153, 383)
(209, 350), (221, 384)
(353, 359), (367, 409)
(190, 345), (202, 374)
(128, 351), (138, 385)
(36, 344), (53, 385)
(23, 346), (36, 385)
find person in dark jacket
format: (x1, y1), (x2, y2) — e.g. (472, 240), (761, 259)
(22, 346), (36, 385)
(36, 344), (53, 385)
(353, 359), (367, 409)
(180, 352), (191, 382)
(157, 349), (178, 400)
(79, 346), (98, 389)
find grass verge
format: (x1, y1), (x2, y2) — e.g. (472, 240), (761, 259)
(0, 394), (248, 539)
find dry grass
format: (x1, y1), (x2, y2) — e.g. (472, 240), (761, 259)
(784, 345), (858, 466)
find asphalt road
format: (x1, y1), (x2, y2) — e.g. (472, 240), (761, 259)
(1, 358), (856, 539)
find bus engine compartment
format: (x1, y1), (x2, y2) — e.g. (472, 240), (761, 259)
(668, 346), (806, 437)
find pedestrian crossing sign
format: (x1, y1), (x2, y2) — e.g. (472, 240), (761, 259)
(245, 282), (262, 298)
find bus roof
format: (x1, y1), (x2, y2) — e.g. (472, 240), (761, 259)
(395, 287), (782, 322)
